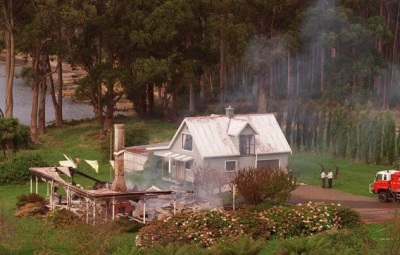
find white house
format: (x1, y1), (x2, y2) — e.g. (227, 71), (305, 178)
(148, 106), (292, 183)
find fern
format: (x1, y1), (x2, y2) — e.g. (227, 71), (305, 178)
(210, 236), (264, 255)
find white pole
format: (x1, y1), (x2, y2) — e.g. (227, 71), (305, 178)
(35, 176), (38, 194)
(174, 193), (176, 214)
(112, 197), (115, 220)
(30, 176), (33, 194)
(86, 200), (89, 224)
(232, 184), (236, 211)
(67, 186), (70, 209)
(93, 199), (96, 226)
(50, 180), (54, 210)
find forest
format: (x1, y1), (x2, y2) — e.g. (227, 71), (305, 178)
(1, 0), (400, 163)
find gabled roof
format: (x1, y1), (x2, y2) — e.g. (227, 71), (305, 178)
(160, 113), (291, 159)
(227, 118), (259, 137)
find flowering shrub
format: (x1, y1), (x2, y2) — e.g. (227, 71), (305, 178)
(259, 202), (342, 238)
(136, 202), (356, 248)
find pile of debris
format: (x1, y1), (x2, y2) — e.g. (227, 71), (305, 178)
(128, 186), (211, 222)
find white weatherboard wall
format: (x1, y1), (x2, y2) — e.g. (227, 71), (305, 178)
(124, 151), (147, 171)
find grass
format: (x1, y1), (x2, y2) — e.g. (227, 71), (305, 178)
(289, 153), (389, 198)
(0, 119), (397, 254)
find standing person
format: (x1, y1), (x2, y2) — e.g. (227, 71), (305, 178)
(321, 170), (326, 188)
(327, 169), (333, 188)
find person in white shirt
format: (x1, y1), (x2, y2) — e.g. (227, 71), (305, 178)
(327, 169), (333, 188)
(321, 170), (326, 188)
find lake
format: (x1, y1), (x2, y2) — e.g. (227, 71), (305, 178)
(0, 64), (94, 125)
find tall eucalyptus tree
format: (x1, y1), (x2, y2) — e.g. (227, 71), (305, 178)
(16, 0), (60, 143)
(0, 0), (17, 118)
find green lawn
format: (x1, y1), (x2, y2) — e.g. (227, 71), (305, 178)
(0, 120), (397, 254)
(289, 153), (388, 198)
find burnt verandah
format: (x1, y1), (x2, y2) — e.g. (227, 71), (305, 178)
(28, 166), (174, 224)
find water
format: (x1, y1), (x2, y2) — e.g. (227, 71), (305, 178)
(0, 64), (94, 125)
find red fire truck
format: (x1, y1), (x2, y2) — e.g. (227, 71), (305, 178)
(369, 170), (400, 202)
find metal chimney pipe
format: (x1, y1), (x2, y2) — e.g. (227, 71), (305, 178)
(226, 105), (234, 119)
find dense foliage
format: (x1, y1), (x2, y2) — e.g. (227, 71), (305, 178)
(0, 151), (48, 185)
(0, 118), (31, 157)
(282, 102), (399, 165)
(278, 228), (376, 255)
(233, 168), (296, 205)
(136, 202), (357, 248)
(4, 1), (400, 138)
(125, 122), (150, 147)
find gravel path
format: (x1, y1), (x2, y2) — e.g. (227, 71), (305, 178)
(288, 184), (398, 223)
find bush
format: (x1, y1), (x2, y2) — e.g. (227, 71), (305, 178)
(15, 193), (47, 218)
(46, 209), (80, 228)
(209, 235), (264, 255)
(335, 207), (361, 229)
(56, 220), (118, 255)
(0, 118), (32, 157)
(136, 202), (349, 248)
(233, 168), (297, 205)
(0, 151), (48, 185)
(278, 235), (330, 255)
(16, 193), (45, 208)
(113, 217), (145, 233)
(100, 122), (150, 160)
(144, 243), (209, 255)
(278, 228), (375, 255)
(248, 199), (287, 212)
(125, 122), (150, 147)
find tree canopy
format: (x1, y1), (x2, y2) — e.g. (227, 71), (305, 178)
(2, 0), (400, 140)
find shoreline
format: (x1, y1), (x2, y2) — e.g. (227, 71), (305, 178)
(1, 53), (133, 115)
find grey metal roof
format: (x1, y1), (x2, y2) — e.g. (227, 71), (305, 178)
(173, 113), (292, 158)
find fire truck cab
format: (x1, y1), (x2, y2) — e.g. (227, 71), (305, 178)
(369, 170), (400, 202)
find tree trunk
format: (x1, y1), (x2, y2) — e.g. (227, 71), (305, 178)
(269, 65), (274, 98)
(56, 60), (63, 126)
(219, 12), (227, 110)
(147, 83), (154, 117)
(257, 73), (267, 113)
(296, 54), (300, 97)
(390, 2), (400, 97)
(320, 47), (324, 93)
(287, 50), (291, 99)
(162, 83), (170, 119)
(200, 73), (205, 102)
(103, 106), (113, 132)
(30, 81), (39, 143)
(48, 58), (63, 127)
(4, 0), (15, 118)
(189, 82), (195, 114)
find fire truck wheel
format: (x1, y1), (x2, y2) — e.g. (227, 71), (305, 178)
(378, 191), (388, 202)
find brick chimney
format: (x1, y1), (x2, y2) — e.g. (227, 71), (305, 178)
(111, 124), (127, 192)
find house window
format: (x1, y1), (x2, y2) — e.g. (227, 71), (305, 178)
(239, 135), (254, 155)
(225, 160), (237, 172)
(185, 161), (192, 170)
(182, 133), (192, 151)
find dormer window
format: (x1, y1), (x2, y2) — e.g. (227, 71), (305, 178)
(240, 134), (255, 155)
(182, 133), (193, 151)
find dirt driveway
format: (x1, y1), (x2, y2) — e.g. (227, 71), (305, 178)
(287, 184), (398, 223)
